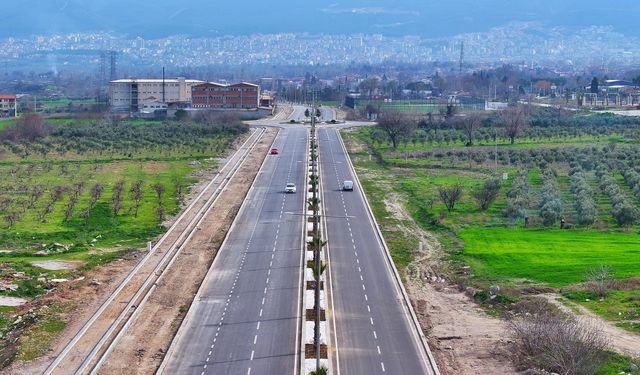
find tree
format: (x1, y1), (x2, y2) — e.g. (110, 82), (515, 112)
(0, 113), (52, 142)
(130, 180), (144, 217)
(174, 109), (188, 121)
(473, 178), (501, 211)
(500, 106), (528, 145)
(376, 109), (415, 149)
(152, 183), (166, 206)
(111, 180), (125, 218)
(458, 112), (484, 146)
(438, 185), (463, 213)
(590, 77), (599, 94)
(4, 211), (21, 228)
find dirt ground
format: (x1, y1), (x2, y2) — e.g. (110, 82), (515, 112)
(96, 127), (277, 374)
(2, 128), (276, 375)
(383, 190), (519, 375)
(541, 294), (640, 358)
(4, 254), (141, 375)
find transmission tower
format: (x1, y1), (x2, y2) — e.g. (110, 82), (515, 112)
(459, 41), (464, 76)
(109, 51), (117, 81)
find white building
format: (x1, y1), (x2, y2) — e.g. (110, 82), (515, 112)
(109, 78), (204, 112)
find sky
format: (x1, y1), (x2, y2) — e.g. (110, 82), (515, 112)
(1, 0), (639, 38)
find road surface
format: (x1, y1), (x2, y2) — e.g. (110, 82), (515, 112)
(160, 127), (307, 375)
(319, 127), (437, 375)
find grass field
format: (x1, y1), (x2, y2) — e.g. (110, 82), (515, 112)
(459, 228), (640, 286)
(344, 121), (640, 338)
(0, 116), (246, 301)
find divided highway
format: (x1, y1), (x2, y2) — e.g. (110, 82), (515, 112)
(160, 127), (308, 375)
(319, 127), (438, 375)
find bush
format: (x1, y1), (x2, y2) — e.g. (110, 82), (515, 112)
(473, 177), (501, 211)
(505, 170), (530, 219)
(510, 314), (609, 375)
(538, 168), (562, 226)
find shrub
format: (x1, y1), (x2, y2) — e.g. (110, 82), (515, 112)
(538, 168), (562, 226)
(510, 314), (609, 375)
(473, 177), (502, 211)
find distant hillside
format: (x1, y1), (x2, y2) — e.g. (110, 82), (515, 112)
(1, 0), (639, 38)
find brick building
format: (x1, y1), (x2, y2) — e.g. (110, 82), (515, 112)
(191, 82), (260, 109)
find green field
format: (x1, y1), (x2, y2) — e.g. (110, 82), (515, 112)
(459, 228), (640, 286)
(0, 115), (247, 363)
(344, 116), (640, 339)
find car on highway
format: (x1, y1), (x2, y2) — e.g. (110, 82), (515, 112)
(343, 180), (354, 191)
(270, 148), (280, 155)
(285, 183), (296, 193)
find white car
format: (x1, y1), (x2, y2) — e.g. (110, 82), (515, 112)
(343, 180), (354, 191)
(285, 183), (296, 193)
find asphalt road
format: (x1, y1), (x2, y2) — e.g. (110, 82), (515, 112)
(160, 127), (307, 375)
(319, 127), (435, 375)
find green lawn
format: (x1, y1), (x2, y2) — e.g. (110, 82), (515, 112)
(459, 228), (640, 287)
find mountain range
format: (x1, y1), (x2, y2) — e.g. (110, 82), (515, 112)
(1, 0), (639, 39)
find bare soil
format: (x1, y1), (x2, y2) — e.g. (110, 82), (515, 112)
(96, 128), (277, 374)
(4, 254), (141, 375)
(382, 184), (519, 375)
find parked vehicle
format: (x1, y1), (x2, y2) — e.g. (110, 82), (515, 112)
(285, 182), (296, 193)
(343, 180), (354, 191)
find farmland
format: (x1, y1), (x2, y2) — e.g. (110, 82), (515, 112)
(344, 109), (640, 332)
(0, 113), (247, 359)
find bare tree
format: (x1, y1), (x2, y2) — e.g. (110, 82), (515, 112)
(155, 206), (166, 222)
(87, 183), (104, 216)
(377, 109), (416, 149)
(0, 113), (52, 142)
(501, 106), (528, 145)
(152, 183), (166, 206)
(438, 185), (464, 213)
(129, 180), (144, 217)
(585, 265), (614, 298)
(4, 211), (21, 228)
(458, 112), (485, 146)
(28, 185), (45, 208)
(111, 180), (125, 218)
(39, 203), (54, 222)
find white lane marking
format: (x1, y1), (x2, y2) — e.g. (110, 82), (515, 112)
(381, 362), (386, 372)
(259, 308), (263, 317)
(373, 331), (377, 339)
(370, 317), (374, 325)
(257, 321), (261, 330)
(247, 368), (252, 375)
(367, 305), (371, 312)
(253, 335), (257, 344)
(251, 350), (255, 360)
(377, 345), (381, 354)
(364, 294), (368, 301)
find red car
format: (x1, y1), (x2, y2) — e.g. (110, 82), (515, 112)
(270, 148), (280, 155)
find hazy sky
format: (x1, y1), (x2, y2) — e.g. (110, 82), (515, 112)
(1, 0), (639, 38)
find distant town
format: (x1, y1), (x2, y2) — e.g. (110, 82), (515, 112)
(1, 22), (639, 75)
